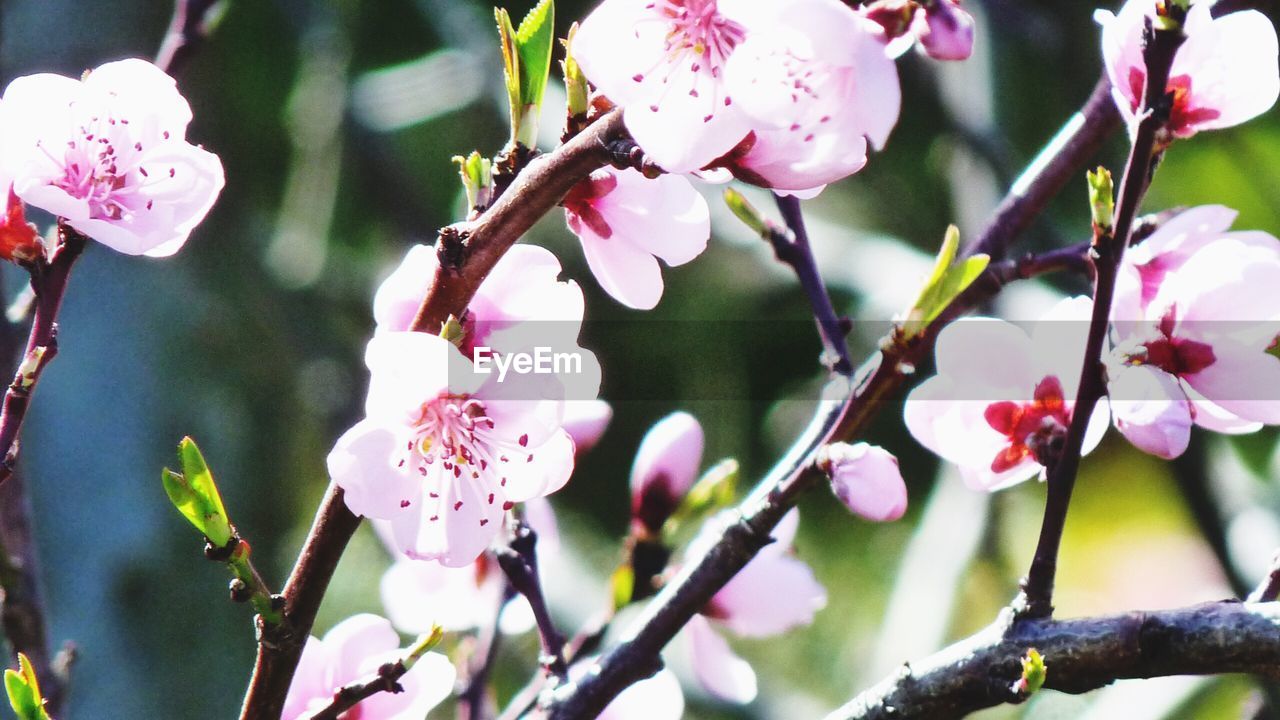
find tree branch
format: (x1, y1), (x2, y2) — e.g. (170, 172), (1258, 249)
(1019, 17), (1185, 619)
(825, 600), (1280, 720)
(239, 110), (626, 720)
(496, 523), (567, 682)
(539, 84), (1117, 711)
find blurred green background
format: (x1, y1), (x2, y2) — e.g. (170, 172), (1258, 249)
(3, 0), (1280, 717)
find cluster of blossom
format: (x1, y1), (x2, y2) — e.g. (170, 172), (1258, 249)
(562, 0), (974, 309)
(0, 59), (224, 260)
(905, 1), (1279, 489)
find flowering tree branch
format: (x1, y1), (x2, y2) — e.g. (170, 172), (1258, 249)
(458, 582), (515, 720)
(299, 627), (444, 720)
(537, 74), (1126, 718)
(825, 600), (1280, 720)
(1019, 15), (1186, 619)
(239, 110), (627, 720)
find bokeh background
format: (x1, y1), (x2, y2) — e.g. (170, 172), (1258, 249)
(3, 0), (1280, 717)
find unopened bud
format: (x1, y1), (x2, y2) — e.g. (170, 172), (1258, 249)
(630, 412), (704, 536)
(818, 442), (908, 522)
(913, 0), (975, 61)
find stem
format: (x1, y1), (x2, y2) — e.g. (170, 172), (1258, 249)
(495, 523), (567, 681)
(0, 226), (86, 488)
(302, 628), (443, 720)
(155, 0), (223, 78)
(238, 484), (361, 720)
(458, 582), (514, 720)
(772, 194), (854, 375)
(826, 601), (1280, 720)
(1019, 19), (1185, 619)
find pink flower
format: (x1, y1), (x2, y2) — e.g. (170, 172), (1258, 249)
(377, 498), (559, 635)
(282, 614), (455, 720)
(374, 243), (588, 345)
(1097, 0), (1279, 139)
(328, 332), (577, 567)
(683, 509), (826, 703)
(904, 298), (1109, 490)
(0, 59), (224, 256)
(719, 0), (901, 193)
(563, 168), (709, 310)
(572, 0), (902, 183)
(572, 0), (755, 173)
(631, 412), (704, 535)
(1108, 222), (1280, 452)
(911, 0), (975, 60)
(821, 442), (908, 522)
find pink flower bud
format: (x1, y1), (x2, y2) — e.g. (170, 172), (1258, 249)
(630, 412), (704, 535)
(913, 0), (975, 61)
(822, 442), (907, 522)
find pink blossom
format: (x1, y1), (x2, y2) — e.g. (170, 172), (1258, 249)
(0, 59), (224, 256)
(631, 412), (704, 535)
(563, 168), (709, 310)
(282, 614), (454, 720)
(376, 498), (560, 636)
(683, 509), (826, 702)
(572, 0), (756, 173)
(561, 400), (613, 454)
(822, 442), (908, 522)
(328, 332), (577, 567)
(1108, 226), (1280, 451)
(904, 298), (1109, 490)
(1097, 0), (1279, 139)
(374, 243), (588, 346)
(911, 0), (975, 60)
(719, 0), (901, 193)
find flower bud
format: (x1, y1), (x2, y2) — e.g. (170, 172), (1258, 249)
(913, 0), (975, 61)
(630, 412), (704, 536)
(0, 187), (39, 264)
(820, 442), (907, 522)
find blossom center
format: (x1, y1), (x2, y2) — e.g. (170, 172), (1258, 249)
(1129, 308), (1217, 376)
(1126, 68), (1221, 136)
(983, 376), (1070, 472)
(43, 106), (169, 222)
(635, 0), (746, 118)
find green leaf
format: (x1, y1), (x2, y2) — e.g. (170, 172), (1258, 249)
(903, 225), (990, 338)
(723, 189), (769, 237)
(452, 152), (494, 211)
(163, 437), (233, 548)
(1087, 167), (1114, 232)
(496, 0), (555, 147)
(610, 564), (635, 611)
(1015, 648), (1047, 696)
(5, 654), (50, 720)
(664, 459), (739, 538)
(561, 22), (588, 118)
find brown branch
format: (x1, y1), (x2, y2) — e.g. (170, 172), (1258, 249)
(1019, 15), (1185, 620)
(535, 90), (1116, 712)
(239, 110), (626, 720)
(825, 601), (1280, 720)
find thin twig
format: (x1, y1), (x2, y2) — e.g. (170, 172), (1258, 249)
(301, 628), (444, 720)
(772, 194), (855, 375)
(458, 581), (515, 720)
(825, 600), (1280, 720)
(238, 110), (626, 720)
(155, 0), (224, 78)
(1019, 17), (1185, 619)
(496, 523), (567, 681)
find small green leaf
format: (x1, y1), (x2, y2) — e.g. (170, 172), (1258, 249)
(610, 564), (635, 611)
(723, 189), (769, 237)
(453, 152), (494, 211)
(163, 437), (233, 548)
(496, 0), (555, 147)
(1087, 167), (1114, 233)
(903, 226), (990, 338)
(1014, 648), (1047, 696)
(561, 22), (588, 118)
(664, 459), (739, 538)
(5, 654), (50, 720)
